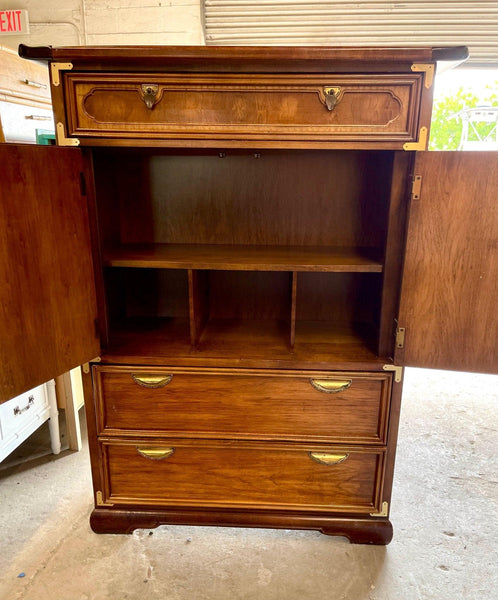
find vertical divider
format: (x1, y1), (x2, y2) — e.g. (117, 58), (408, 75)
(188, 269), (209, 347)
(290, 271), (298, 349)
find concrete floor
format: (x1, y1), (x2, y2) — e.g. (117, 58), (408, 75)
(0, 367), (497, 600)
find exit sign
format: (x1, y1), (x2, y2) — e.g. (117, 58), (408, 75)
(0, 10), (29, 35)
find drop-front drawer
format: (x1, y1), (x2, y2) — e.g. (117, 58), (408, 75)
(63, 72), (424, 146)
(94, 366), (391, 444)
(100, 439), (385, 513)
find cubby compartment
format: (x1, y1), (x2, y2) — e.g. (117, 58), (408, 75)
(95, 147), (400, 365)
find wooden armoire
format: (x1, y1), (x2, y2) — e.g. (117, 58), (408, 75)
(1, 44), (496, 544)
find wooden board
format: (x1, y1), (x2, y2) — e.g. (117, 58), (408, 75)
(397, 151), (498, 374)
(0, 144), (99, 403)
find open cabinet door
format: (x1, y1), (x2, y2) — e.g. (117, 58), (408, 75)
(396, 151), (498, 374)
(0, 144), (100, 403)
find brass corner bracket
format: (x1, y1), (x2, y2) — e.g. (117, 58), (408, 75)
(403, 126), (428, 151)
(96, 491), (113, 507)
(411, 63), (435, 89)
(50, 62), (73, 87)
(383, 364), (403, 383)
(82, 357), (101, 374)
(370, 501), (389, 518)
(56, 122), (80, 147)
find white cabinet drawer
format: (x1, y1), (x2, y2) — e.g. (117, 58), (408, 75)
(0, 385), (48, 444)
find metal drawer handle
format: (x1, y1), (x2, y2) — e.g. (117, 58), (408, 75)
(309, 452), (349, 466)
(137, 447), (175, 460)
(309, 379), (352, 393)
(140, 84), (159, 109)
(131, 374), (173, 388)
(23, 79), (47, 89)
(25, 115), (52, 121)
(323, 86), (343, 111)
(13, 395), (35, 416)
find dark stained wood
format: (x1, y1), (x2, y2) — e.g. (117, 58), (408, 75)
(14, 45), (473, 544)
(64, 72), (423, 148)
(377, 151), (413, 357)
(104, 150), (391, 249)
(104, 244), (384, 272)
(0, 144), (99, 403)
(103, 317), (383, 370)
(290, 272), (297, 348)
(20, 43), (447, 73)
(397, 152), (498, 373)
(188, 269), (209, 347)
(89, 507), (393, 544)
(101, 439), (385, 513)
(94, 366), (391, 445)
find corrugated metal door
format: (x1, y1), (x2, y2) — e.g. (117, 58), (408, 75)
(203, 1), (498, 65)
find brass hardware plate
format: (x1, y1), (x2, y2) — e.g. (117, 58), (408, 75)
(309, 452), (349, 465)
(411, 63), (435, 89)
(309, 379), (352, 393)
(50, 62), (73, 87)
(411, 175), (422, 200)
(370, 501), (389, 517)
(56, 122), (80, 146)
(403, 126), (428, 151)
(131, 374), (173, 388)
(383, 364), (403, 383)
(140, 84), (159, 109)
(396, 327), (406, 349)
(82, 357), (101, 374)
(322, 86), (343, 111)
(96, 491), (113, 507)
(137, 447), (175, 460)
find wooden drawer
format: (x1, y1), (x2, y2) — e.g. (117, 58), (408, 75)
(100, 439), (385, 514)
(63, 72), (424, 146)
(94, 367), (391, 444)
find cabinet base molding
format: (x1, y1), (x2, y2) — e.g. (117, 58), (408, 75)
(89, 508), (393, 545)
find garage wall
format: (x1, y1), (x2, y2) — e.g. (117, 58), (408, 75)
(0, 0), (204, 49)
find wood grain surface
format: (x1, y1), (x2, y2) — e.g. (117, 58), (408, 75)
(398, 151), (498, 373)
(0, 145), (99, 403)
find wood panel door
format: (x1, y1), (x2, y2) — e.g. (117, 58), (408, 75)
(396, 151), (498, 373)
(0, 144), (99, 403)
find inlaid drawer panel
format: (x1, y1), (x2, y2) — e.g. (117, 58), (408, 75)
(100, 439), (385, 513)
(94, 367), (391, 444)
(63, 72), (424, 145)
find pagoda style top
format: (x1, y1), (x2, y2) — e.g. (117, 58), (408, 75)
(19, 44), (468, 73)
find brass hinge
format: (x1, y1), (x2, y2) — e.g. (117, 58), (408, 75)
(82, 357), (101, 374)
(411, 175), (422, 200)
(396, 326), (406, 349)
(96, 491), (113, 507)
(383, 364), (403, 383)
(370, 501), (389, 518)
(411, 63), (435, 89)
(56, 122), (80, 147)
(50, 61), (73, 87)
(403, 126), (428, 151)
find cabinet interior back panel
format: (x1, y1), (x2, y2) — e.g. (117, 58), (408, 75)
(93, 150), (394, 249)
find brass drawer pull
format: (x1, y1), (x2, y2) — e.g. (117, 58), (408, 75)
(140, 84), (159, 109)
(309, 379), (352, 393)
(137, 447), (175, 460)
(131, 374), (173, 388)
(23, 78), (47, 89)
(309, 452), (349, 465)
(323, 86), (343, 111)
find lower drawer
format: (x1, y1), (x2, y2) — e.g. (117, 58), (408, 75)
(100, 439), (385, 514)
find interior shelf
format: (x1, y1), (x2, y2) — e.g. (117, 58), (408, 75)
(105, 317), (381, 366)
(103, 244), (384, 273)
